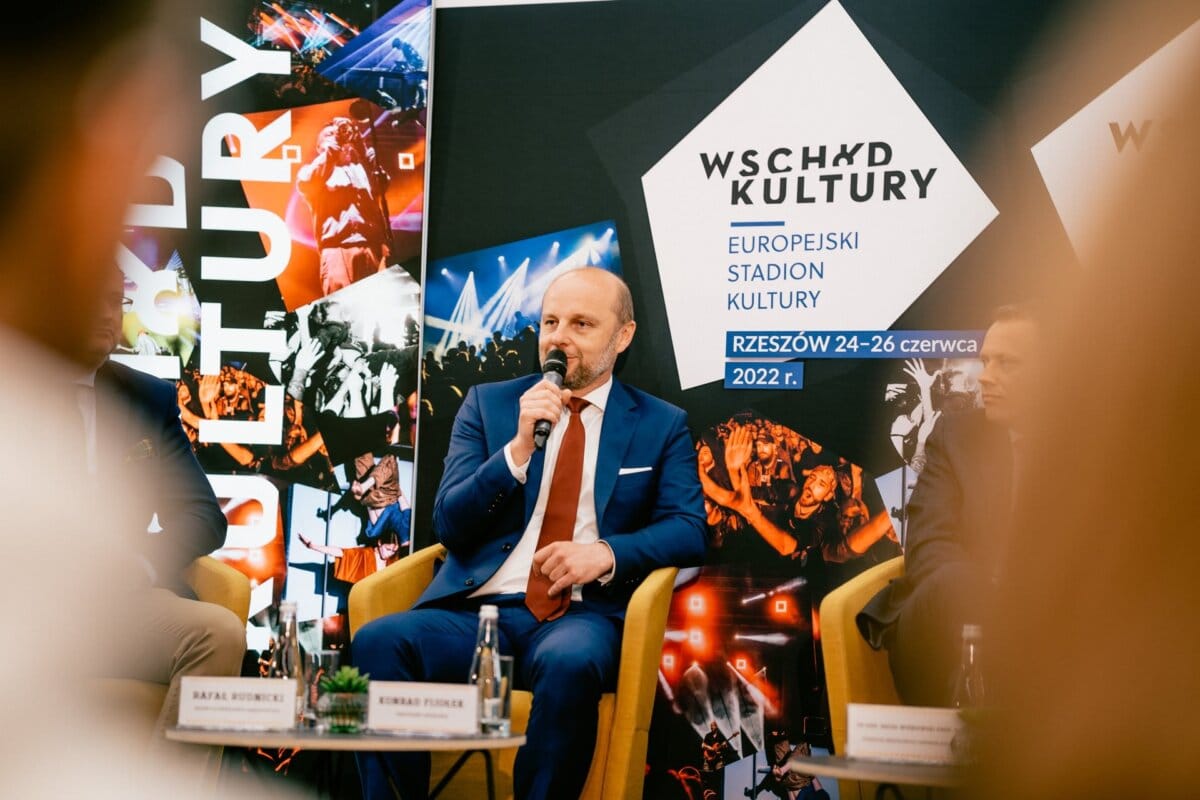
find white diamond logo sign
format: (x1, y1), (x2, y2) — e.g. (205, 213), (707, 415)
(1031, 19), (1200, 264)
(642, 1), (997, 390)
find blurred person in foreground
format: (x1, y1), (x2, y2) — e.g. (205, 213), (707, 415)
(85, 266), (246, 778)
(970, 67), (1200, 798)
(0, 3), (269, 797)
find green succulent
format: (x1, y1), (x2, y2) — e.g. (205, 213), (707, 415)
(319, 665), (370, 694)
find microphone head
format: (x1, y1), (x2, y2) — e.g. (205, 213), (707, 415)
(542, 348), (568, 378)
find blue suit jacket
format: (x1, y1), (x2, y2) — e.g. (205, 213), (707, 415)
(422, 374), (708, 617)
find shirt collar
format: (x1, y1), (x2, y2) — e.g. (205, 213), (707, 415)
(574, 375), (613, 414)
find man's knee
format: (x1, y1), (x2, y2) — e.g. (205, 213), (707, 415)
(352, 615), (397, 668)
(180, 602), (245, 676)
(890, 564), (986, 705)
(209, 606), (246, 665)
(529, 643), (612, 694)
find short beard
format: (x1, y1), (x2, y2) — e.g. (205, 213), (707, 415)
(563, 331), (622, 391)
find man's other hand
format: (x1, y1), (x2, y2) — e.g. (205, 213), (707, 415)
(532, 541), (613, 597)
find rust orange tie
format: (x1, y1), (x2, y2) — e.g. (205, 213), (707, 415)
(525, 396), (590, 621)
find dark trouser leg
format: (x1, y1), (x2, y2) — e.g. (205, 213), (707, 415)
(352, 608), (497, 800)
(888, 562), (985, 707)
(510, 605), (621, 800)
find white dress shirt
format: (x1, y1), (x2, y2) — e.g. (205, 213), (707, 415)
(471, 376), (614, 601)
(75, 371), (98, 475)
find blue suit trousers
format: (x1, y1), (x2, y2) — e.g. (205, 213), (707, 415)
(353, 598), (622, 799)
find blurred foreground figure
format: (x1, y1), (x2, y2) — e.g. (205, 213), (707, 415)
(85, 267), (246, 782)
(974, 38), (1200, 800)
(0, 4), (279, 798)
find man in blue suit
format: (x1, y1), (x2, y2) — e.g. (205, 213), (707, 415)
(354, 267), (708, 799)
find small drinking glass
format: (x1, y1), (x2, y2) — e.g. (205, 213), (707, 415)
(481, 655), (514, 736)
(305, 649), (341, 728)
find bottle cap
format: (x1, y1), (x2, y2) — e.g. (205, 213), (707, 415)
(962, 623), (983, 640)
(479, 604), (499, 620)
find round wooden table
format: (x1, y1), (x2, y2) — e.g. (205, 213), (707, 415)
(168, 726), (525, 799)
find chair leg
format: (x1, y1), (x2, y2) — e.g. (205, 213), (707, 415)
(430, 749), (496, 800)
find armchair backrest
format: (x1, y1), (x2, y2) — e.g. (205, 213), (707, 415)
(819, 556), (904, 755)
(592, 566), (678, 800)
(349, 543), (446, 638)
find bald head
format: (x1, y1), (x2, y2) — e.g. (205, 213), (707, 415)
(539, 267), (637, 394)
(545, 267), (634, 325)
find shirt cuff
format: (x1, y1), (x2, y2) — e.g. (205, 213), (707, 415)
(504, 443), (530, 484)
(596, 540), (617, 585)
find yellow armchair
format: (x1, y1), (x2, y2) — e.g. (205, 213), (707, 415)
(819, 556), (904, 754)
(349, 543), (678, 800)
(818, 556), (903, 800)
(184, 555), (252, 623)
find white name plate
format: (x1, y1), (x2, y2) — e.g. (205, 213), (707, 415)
(178, 677), (297, 730)
(367, 681), (478, 735)
(846, 703), (964, 764)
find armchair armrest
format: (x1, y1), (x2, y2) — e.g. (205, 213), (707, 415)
(184, 556), (251, 623)
(349, 544), (447, 638)
(603, 566), (678, 799)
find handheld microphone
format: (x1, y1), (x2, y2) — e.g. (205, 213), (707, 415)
(533, 348), (568, 450)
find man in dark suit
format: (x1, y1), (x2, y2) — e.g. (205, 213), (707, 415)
(354, 267), (708, 799)
(858, 306), (1038, 706)
(82, 268), (245, 766)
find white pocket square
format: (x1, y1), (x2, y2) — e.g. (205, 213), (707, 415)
(618, 466), (653, 476)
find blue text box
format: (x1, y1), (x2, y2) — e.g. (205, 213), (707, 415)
(725, 330), (984, 359)
(724, 362), (805, 390)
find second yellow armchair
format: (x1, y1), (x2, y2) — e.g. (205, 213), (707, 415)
(349, 543), (677, 800)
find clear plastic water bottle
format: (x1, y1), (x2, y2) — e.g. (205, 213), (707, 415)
(270, 601), (306, 726)
(468, 604), (503, 734)
(949, 623), (986, 709)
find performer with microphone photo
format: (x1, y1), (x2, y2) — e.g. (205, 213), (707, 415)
(352, 266), (708, 799)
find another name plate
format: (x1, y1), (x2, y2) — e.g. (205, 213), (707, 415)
(846, 703), (964, 764)
(178, 677), (297, 730)
(368, 681), (478, 735)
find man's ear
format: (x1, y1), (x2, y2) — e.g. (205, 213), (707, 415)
(616, 321), (637, 353)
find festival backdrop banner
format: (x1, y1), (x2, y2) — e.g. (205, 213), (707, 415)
(118, 0), (432, 659)
(415, 1), (1198, 797)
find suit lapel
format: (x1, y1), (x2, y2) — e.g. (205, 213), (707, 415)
(94, 362), (151, 469)
(93, 363), (124, 466)
(593, 380), (638, 522)
(515, 376), (546, 523)
(975, 422), (1014, 571)
(524, 446), (546, 523)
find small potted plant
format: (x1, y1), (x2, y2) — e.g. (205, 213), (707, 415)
(317, 666), (370, 733)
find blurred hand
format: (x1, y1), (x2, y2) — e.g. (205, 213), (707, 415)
(197, 374), (221, 417)
(378, 362), (398, 410)
(295, 338), (323, 373)
(917, 408), (942, 441)
(904, 357), (939, 396)
(723, 425), (753, 473)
